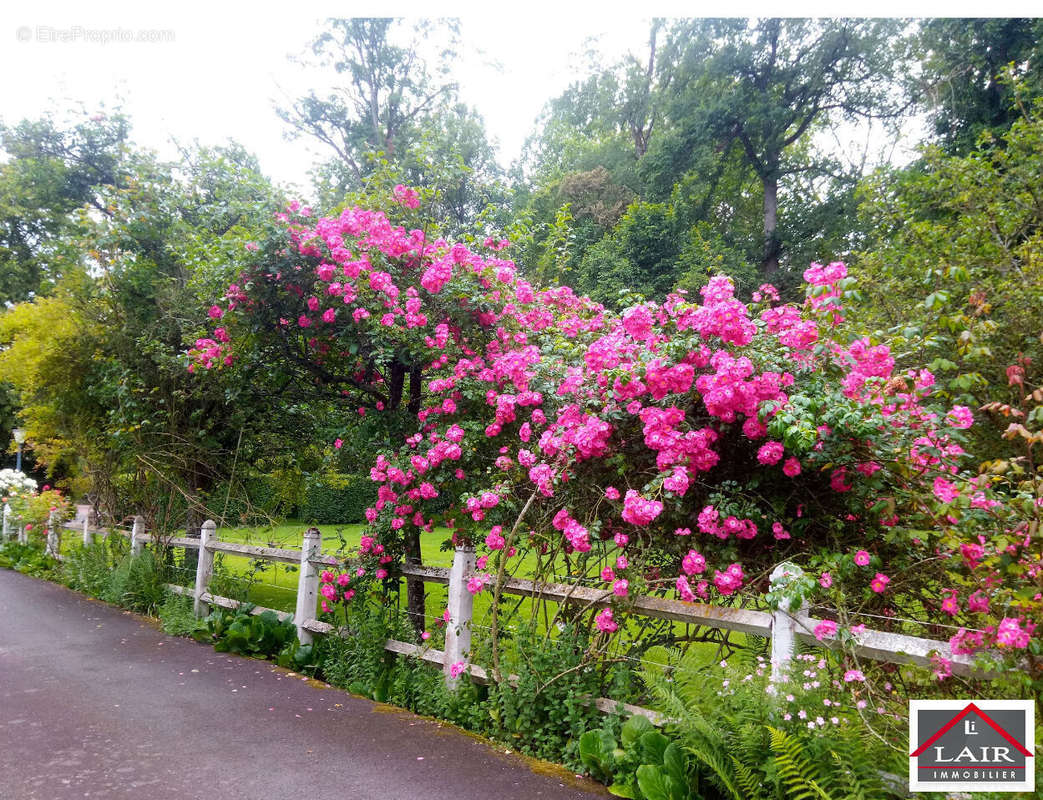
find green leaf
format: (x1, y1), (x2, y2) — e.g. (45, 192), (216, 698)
(621, 713), (655, 746)
(639, 730), (671, 766)
(636, 765), (674, 800)
(663, 742), (688, 785)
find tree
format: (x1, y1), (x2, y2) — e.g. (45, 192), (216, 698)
(853, 92), (1043, 458)
(189, 185), (522, 628)
(518, 19), (906, 303)
(916, 18), (1043, 155)
(0, 111), (129, 303)
(659, 18), (906, 273)
(0, 139), (290, 530)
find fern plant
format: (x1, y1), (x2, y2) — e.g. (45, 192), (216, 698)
(641, 647), (896, 800)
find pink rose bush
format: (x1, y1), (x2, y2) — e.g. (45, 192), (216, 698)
(192, 191), (1040, 672)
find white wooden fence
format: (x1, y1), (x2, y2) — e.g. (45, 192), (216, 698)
(27, 511), (984, 725)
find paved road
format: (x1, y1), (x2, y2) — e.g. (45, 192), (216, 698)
(0, 570), (609, 800)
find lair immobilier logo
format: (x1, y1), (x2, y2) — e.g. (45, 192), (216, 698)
(909, 700), (1035, 792)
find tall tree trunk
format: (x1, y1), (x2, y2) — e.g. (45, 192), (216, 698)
(761, 175), (780, 273)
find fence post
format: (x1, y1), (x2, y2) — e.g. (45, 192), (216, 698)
(82, 509), (92, 547)
(130, 515), (145, 557)
(193, 520), (217, 618)
(443, 544), (475, 689)
(18, 525), (26, 544)
(46, 510), (60, 558)
(2, 503), (9, 541)
(769, 563), (808, 688)
(295, 527), (322, 645)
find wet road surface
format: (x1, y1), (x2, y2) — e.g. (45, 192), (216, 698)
(0, 569), (609, 799)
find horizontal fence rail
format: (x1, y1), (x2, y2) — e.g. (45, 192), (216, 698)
(42, 513), (987, 718)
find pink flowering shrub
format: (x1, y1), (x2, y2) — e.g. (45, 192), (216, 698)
(192, 191), (1040, 674)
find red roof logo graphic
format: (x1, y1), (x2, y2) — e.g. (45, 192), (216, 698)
(911, 702), (1033, 758)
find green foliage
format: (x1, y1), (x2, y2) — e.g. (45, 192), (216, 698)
(157, 592), (205, 637)
(580, 715), (697, 800)
(316, 597), (617, 773)
(103, 550), (167, 614)
(485, 622), (604, 768)
(639, 649), (895, 800)
(299, 472), (374, 525)
(522, 18), (906, 292)
(205, 553), (255, 603)
(195, 604), (296, 658)
(0, 539), (59, 577)
(204, 474), (290, 527)
(854, 93), (1043, 457)
(276, 639), (320, 675)
(317, 593), (416, 700)
(60, 538), (120, 596)
(917, 19), (1043, 154)
(0, 110), (129, 304)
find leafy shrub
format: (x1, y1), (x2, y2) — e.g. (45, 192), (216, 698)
(640, 648), (895, 800)
(0, 540), (60, 578)
(104, 550), (167, 614)
(157, 592), (205, 637)
(580, 714), (696, 800)
(61, 539), (119, 596)
(193, 604), (295, 658)
(485, 622), (604, 768)
(299, 472), (373, 525)
(276, 639), (320, 674)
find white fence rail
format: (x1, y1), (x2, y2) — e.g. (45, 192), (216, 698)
(31, 513), (984, 724)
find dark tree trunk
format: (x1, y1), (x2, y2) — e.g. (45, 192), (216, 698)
(388, 360), (406, 410)
(761, 175), (780, 273)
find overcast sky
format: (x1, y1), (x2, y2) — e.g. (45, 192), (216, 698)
(0, 2), (1031, 197)
(1, 4), (657, 195)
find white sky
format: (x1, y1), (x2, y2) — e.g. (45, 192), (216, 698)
(0, 2), (1034, 198)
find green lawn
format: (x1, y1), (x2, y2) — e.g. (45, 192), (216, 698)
(56, 519), (734, 666)
(209, 521), (558, 633)
(199, 521), (729, 670)
(55, 518), (734, 680)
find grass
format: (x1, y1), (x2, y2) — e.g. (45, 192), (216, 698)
(207, 521), (731, 669)
(55, 519), (737, 671)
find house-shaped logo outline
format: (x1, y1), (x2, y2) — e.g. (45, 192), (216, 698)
(910, 702), (1032, 758)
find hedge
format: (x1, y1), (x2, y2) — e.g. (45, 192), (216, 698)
(299, 473), (375, 525)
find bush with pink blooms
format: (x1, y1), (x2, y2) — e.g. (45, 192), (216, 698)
(192, 190), (1040, 693)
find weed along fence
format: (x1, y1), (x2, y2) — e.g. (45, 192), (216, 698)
(41, 512), (988, 725)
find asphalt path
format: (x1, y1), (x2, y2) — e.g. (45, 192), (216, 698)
(0, 569), (609, 799)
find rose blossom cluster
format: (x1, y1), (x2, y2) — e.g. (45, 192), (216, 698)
(193, 191), (1038, 657)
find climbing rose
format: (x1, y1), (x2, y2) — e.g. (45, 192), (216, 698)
(756, 441), (784, 465)
(871, 573), (890, 593)
(813, 620), (837, 641)
(854, 550), (871, 566)
(621, 490), (663, 525)
(448, 661), (467, 678)
(995, 617), (1033, 648)
(595, 607), (618, 634)
(946, 405), (974, 429)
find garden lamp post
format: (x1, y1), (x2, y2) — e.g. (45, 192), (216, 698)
(12, 428), (26, 472)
